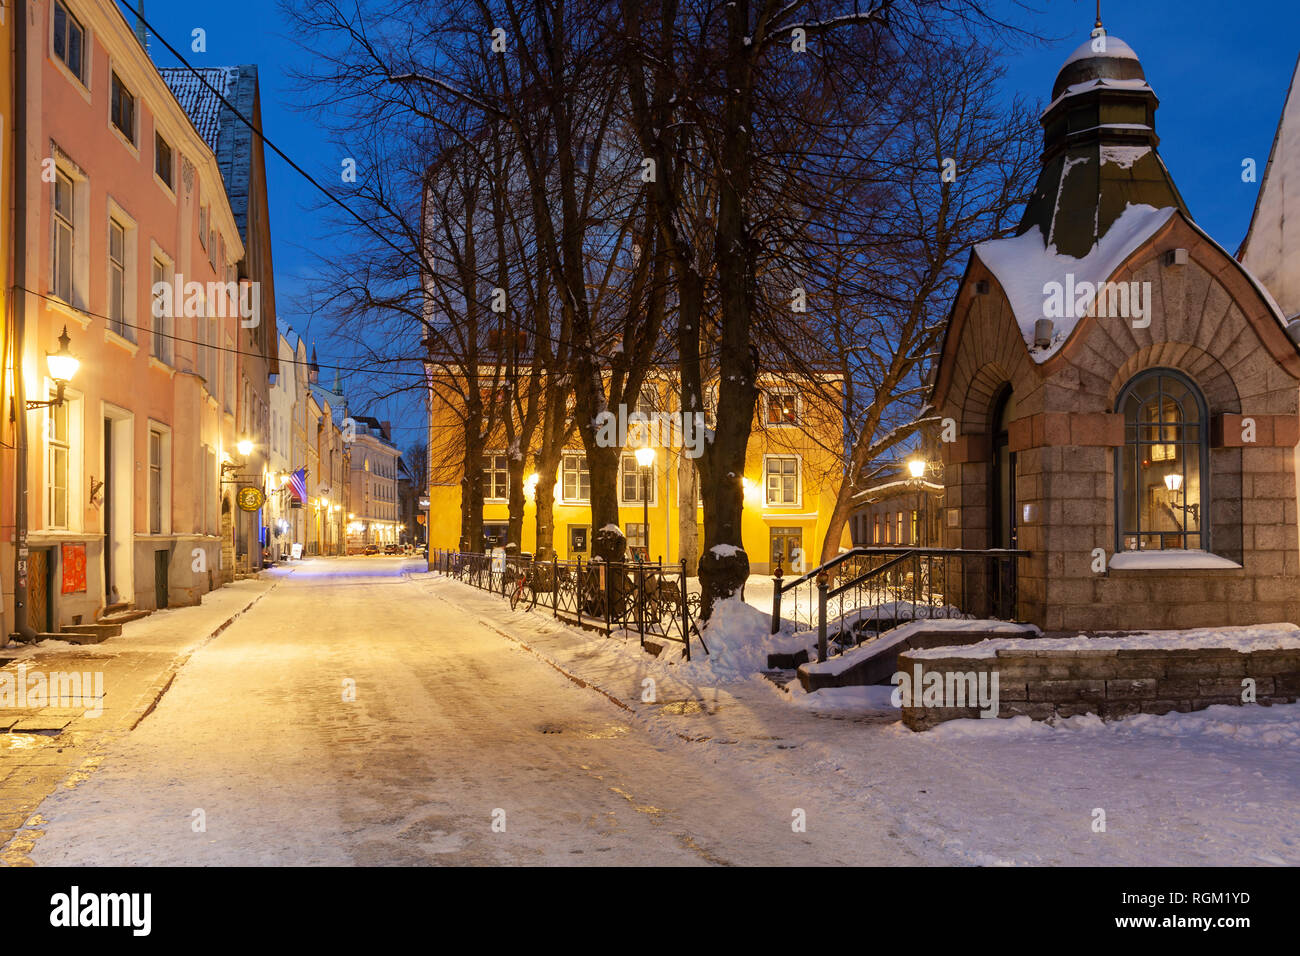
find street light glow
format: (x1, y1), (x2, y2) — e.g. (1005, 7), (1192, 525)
(635, 445), (655, 468)
(46, 326), (80, 383)
(237, 439), (255, 457)
(908, 458), (925, 479)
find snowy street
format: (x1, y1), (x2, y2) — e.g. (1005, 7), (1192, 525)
(15, 557), (921, 866)
(1, 556), (1295, 866)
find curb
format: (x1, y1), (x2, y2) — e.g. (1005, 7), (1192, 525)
(422, 579), (701, 744)
(130, 571), (291, 731)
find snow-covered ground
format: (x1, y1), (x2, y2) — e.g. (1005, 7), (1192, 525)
(18, 558), (1300, 866)
(410, 574), (1300, 866)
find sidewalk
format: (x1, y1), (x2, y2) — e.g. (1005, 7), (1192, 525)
(0, 570), (287, 865)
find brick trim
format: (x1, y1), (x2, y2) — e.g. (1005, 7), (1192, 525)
(1007, 412), (1124, 452)
(941, 433), (989, 464)
(1211, 413), (1300, 448)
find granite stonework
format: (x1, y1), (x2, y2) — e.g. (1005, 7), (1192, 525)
(897, 644), (1300, 731)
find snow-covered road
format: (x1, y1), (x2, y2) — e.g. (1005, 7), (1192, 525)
(26, 558), (924, 865)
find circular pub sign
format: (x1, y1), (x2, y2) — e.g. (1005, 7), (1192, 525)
(236, 486), (265, 512)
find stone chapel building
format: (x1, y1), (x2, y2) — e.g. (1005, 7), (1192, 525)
(931, 25), (1300, 632)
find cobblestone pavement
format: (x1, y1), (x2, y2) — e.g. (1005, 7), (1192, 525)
(11, 557), (924, 866)
(0, 575), (281, 865)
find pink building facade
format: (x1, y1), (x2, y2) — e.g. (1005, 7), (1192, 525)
(6, 0), (250, 631)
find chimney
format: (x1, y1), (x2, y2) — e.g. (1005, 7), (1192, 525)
(381, 421), (392, 441)
(134, 2), (149, 52)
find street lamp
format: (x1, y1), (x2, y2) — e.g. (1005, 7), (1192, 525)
(635, 445), (655, 561)
(26, 326), (80, 409)
(907, 457), (926, 547)
(14, 327), (82, 640)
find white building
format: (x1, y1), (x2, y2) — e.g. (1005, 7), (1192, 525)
(347, 417), (400, 550)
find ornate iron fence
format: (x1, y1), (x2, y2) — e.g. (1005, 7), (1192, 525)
(432, 550), (706, 660)
(771, 547), (1030, 662)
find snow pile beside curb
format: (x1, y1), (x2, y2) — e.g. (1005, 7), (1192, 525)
(906, 623), (1300, 660)
(786, 684), (900, 713)
(925, 701), (1300, 746)
(693, 596), (813, 680)
(801, 619), (1039, 677)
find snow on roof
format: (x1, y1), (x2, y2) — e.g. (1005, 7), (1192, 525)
(1042, 76), (1153, 115)
(158, 67), (238, 154)
(1099, 145), (1151, 169)
(851, 478), (944, 501)
(1109, 549), (1242, 571)
(974, 203), (1177, 363)
(1060, 34), (1140, 69)
(906, 623), (1300, 659)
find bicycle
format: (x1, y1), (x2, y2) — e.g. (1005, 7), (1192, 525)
(509, 566), (531, 611)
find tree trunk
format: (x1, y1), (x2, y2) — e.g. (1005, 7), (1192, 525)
(506, 453), (527, 553)
(819, 485), (857, 565)
(585, 442), (623, 563)
(533, 459), (559, 561)
(677, 451), (700, 575)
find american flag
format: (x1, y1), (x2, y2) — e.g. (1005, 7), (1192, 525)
(289, 467), (308, 504)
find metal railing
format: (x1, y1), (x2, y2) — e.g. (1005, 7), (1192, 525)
(772, 547), (1030, 662)
(432, 549), (707, 660)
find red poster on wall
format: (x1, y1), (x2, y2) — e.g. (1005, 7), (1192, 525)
(61, 543), (87, 594)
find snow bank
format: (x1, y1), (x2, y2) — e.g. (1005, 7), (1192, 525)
(906, 623), (1300, 660)
(802, 619), (1040, 677)
(792, 601), (974, 644)
(1109, 549), (1241, 570)
(787, 684), (900, 713)
(926, 701), (1300, 746)
(974, 203), (1176, 362)
(692, 595), (812, 680)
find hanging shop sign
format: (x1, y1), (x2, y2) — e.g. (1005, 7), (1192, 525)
(237, 486), (265, 512)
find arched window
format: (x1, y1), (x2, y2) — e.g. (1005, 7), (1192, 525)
(1115, 368), (1208, 552)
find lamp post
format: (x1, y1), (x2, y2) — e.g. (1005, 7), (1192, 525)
(635, 445), (655, 561)
(13, 327), (81, 640)
(908, 457), (926, 547)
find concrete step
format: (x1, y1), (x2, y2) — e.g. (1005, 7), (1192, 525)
(61, 623), (123, 641)
(797, 621), (1041, 692)
(36, 631), (100, 645)
(102, 601), (132, 615)
(97, 609), (152, 626)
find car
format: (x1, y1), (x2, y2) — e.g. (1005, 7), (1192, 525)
(385, 544), (402, 555)
(363, 545), (379, 555)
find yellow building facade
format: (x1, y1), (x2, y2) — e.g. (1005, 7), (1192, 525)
(427, 373), (849, 574)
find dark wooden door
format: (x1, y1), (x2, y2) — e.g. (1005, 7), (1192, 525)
(29, 548), (51, 632)
(154, 549), (169, 609)
(104, 419), (115, 601)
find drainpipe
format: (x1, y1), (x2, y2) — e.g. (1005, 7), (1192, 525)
(10, 0), (37, 642)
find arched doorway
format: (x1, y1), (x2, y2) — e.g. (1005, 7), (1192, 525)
(989, 385), (1017, 618)
(990, 385), (1017, 550)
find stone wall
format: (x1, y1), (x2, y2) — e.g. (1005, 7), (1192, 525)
(898, 645), (1300, 731)
(935, 216), (1300, 632)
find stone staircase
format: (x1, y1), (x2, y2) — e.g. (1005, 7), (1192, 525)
(35, 602), (153, 645)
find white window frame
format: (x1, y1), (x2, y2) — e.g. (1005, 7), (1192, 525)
(561, 453), (590, 504)
(150, 246), (174, 366)
(51, 0), (89, 91)
(763, 454), (802, 508)
(52, 168), (75, 304)
(108, 67), (138, 151)
(147, 423), (172, 535)
(763, 389), (802, 426)
(483, 452), (509, 501)
(618, 453), (657, 506)
(105, 198), (138, 342)
(154, 129), (175, 193)
(46, 388), (71, 530)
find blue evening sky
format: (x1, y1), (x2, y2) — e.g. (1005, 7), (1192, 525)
(121, 1), (1300, 442)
